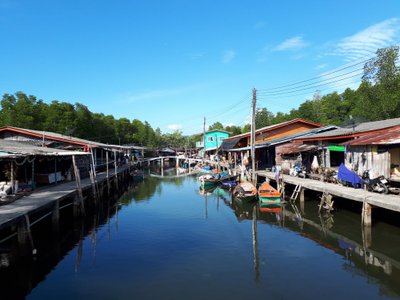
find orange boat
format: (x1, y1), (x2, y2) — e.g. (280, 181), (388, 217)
(258, 181), (281, 208)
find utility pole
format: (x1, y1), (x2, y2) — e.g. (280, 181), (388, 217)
(251, 88), (257, 184)
(203, 117), (206, 161)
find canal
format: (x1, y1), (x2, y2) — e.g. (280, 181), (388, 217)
(1, 170), (400, 299)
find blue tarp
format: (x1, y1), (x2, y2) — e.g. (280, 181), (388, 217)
(337, 163), (363, 188)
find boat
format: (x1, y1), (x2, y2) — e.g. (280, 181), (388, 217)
(258, 181), (281, 208)
(130, 170), (144, 181)
(220, 180), (237, 189)
(198, 174), (219, 189)
(217, 171), (237, 188)
(232, 181), (257, 202)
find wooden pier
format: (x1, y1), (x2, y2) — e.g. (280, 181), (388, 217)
(0, 165), (131, 249)
(256, 171), (400, 225)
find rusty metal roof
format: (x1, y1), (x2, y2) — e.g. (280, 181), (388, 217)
(0, 140), (90, 158)
(276, 142), (318, 155)
(342, 126), (400, 146)
(0, 126), (145, 151)
(299, 117), (400, 141)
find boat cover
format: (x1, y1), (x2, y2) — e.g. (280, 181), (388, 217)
(337, 163), (363, 188)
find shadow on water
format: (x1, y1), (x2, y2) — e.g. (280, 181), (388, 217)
(0, 181), (134, 299)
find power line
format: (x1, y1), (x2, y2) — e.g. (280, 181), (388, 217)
(258, 67), (364, 95)
(258, 71), (364, 96)
(257, 56), (373, 93)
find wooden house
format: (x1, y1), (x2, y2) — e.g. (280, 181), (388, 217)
(196, 129), (230, 158)
(297, 118), (400, 175)
(341, 126), (400, 180)
(0, 126), (145, 170)
(0, 139), (89, 194)
(220, 119), (321, 169)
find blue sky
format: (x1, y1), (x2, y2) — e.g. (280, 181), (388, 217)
(1, 0), (400, 135)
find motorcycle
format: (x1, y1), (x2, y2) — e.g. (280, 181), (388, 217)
(361, 170), (389, 194)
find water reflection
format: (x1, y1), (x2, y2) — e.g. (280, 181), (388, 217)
(0, 173), (399, 298)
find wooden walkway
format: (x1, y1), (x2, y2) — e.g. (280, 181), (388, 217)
(0, 165), (129, 231)
(256, 171), (400, 213)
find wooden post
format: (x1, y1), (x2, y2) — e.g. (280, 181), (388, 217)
(362, 222), (372, 249)
(114, 150), (118, 190)
(250, 88), (256, 184)
(31, 159), (36, 190)
(17, 218), (28, 245)
(10, 161), (14, 194)
(54, 157), (58, 185)
(300, 187), (305, 205)
(362, 202), (372, 226)
(300, 189), (305, 214)
(106, 151), (110, 194)
(52, 200), (60, 232)
(72, 155), (85, 216)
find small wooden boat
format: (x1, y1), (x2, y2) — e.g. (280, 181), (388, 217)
(198, 174), (218, 189)
(220, 180), (237, 189)
(258, 181), (281, 208)
(130, 170), (144, 181)
(232, 182), (257, 202)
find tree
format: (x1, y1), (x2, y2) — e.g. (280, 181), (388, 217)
(208, 122), (224, 131)
(225, 125), (242, 136)
(43, 100), (77, 134)
(255, 108), (274, 129)
(359, 46), (400, 120)
(242, 123), (251, 133)
(362, 46), (400, 86)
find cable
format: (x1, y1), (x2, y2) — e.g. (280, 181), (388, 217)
(258, 67), (364, 95)
(257, 56), (373, 93)
(258, 71), (364, 96)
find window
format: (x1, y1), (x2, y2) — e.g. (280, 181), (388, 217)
(207, 136), (214, 142)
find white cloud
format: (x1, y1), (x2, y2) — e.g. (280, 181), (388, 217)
(273, 36), (308, 51)
(167, 124), (182, 131)
(222, 50), (236, 63)
(335, 18), (400, 61)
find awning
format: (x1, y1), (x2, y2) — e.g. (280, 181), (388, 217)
(328, 145), (345, 152)
(220, 137), (242, 151)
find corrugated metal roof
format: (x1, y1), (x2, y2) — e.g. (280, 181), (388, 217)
(0, 140), (90, 158)
(223, 118), (321, 141)
(342, 126), (400, 146)
(276, 143), (318, 155)
(258, 125), (338, 147)
(299, 118), (400, 141)
(0, 126), (145, 151)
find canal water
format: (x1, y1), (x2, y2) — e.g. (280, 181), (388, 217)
(1, 171), (400, 299)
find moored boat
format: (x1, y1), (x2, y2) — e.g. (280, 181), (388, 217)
(130, 170), (144, 181)
(232, 181), (257, 202)
(198, 174), (219, 189)
(258, 181), (281, 208)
